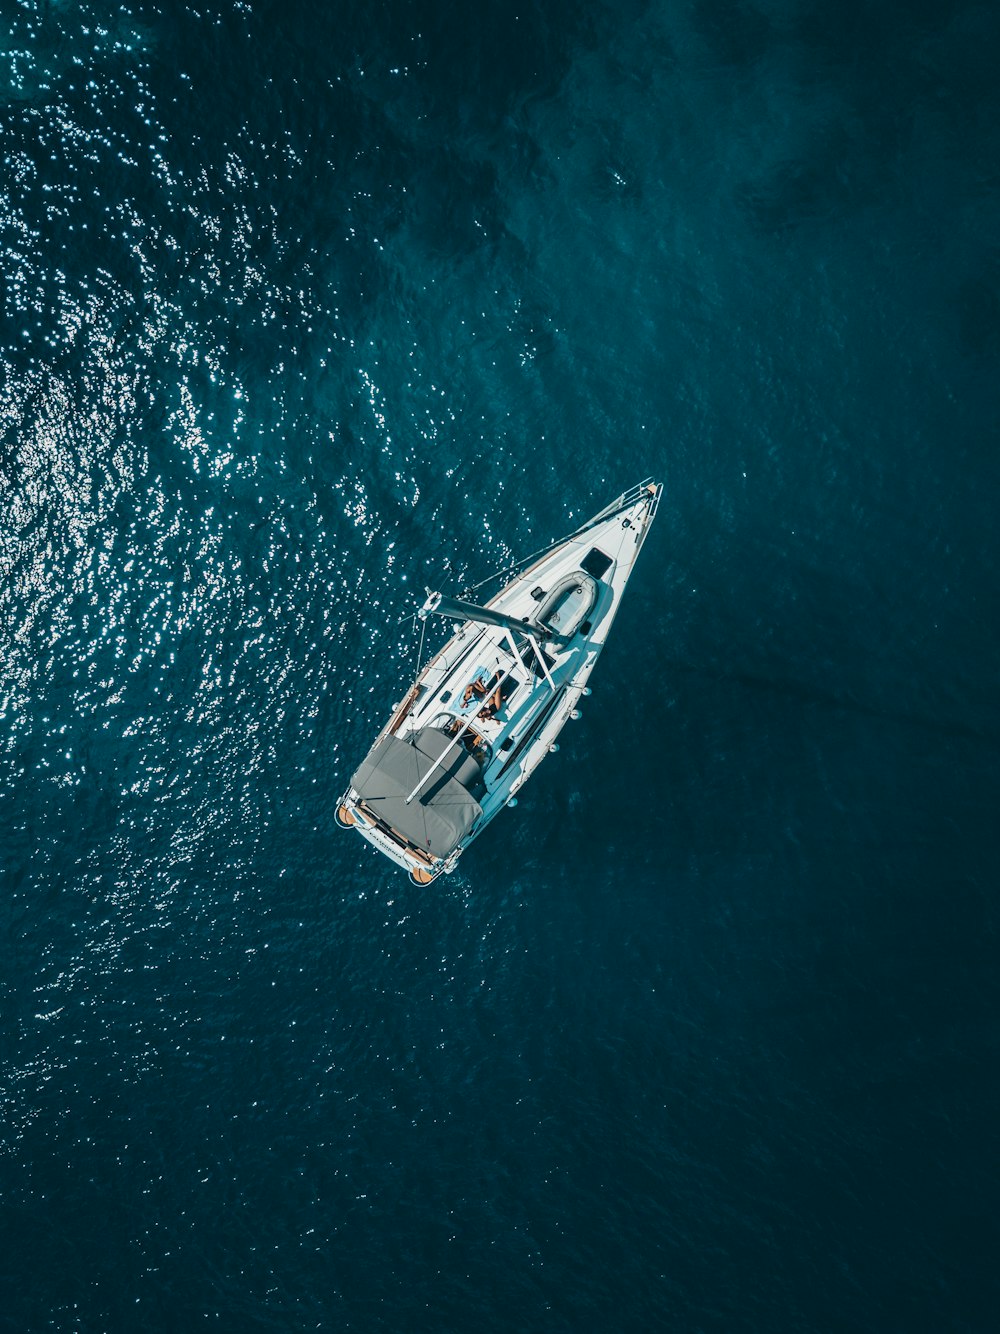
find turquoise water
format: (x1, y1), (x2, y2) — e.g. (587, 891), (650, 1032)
(2, 2), (999, 1329)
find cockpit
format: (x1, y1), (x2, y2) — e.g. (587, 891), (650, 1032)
(431, 713), (494, 768)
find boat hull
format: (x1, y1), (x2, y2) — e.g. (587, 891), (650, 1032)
(338, 480), (661, 883)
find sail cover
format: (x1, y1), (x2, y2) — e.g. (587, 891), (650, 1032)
(350, 727), (484, 857)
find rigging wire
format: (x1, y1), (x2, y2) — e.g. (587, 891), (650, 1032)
(415, 608), (427, 674)
(463, 528), (573, 595)
(402, 484), (647, 608)
(460, 490), (635, 595)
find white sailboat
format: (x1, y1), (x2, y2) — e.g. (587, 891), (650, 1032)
(336, 480), (662, 883)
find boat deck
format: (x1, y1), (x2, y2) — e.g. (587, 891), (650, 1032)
(339, 481), (662, 882)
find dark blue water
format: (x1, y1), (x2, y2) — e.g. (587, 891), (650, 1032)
(3, 2), (999, 1329)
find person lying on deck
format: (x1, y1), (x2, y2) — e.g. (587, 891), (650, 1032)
(477, 687), (502, 719)
(462, 671), (503, 719)
(462, 672), (488, 706)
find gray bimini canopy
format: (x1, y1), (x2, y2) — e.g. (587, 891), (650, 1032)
(350, 726), (485, 858)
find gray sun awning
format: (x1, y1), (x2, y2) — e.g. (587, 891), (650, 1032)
(350, 727), (484, 858)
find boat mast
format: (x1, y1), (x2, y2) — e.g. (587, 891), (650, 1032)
(419, 590), (560, 642)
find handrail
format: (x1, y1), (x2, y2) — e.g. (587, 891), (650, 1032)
(462, 478), (660, 596)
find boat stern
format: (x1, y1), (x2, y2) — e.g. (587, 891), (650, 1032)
(336, 794), (447, 885)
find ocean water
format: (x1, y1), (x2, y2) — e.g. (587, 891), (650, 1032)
(2, 1), (999, 1329)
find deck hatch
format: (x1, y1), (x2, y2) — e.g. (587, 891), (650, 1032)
(581, 547), (613, 579)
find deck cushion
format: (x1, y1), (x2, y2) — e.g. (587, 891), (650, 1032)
(351, 727), (484, 857)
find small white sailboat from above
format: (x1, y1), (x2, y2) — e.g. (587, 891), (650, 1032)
(336, 479), (662, 883)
